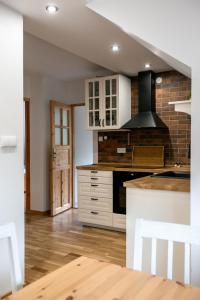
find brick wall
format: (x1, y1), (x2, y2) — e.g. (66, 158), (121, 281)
(98, 71), (191, 165)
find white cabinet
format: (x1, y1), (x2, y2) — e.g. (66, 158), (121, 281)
(78, 170), (113, 227)
(78, 169), (126, 231)
(85, 75), (131, 130)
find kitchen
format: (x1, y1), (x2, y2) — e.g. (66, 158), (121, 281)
(77, 69), (191, 282)
(1, 0), (199, 298)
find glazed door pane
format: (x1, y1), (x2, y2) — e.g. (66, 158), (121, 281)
(62, 110), (68, 127)
(87, 80), (101, 128)
(55, 128), (61, 145)
(54, 107), (61, 126)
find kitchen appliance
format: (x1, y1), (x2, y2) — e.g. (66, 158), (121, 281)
(113, 171), (153, 214)
(122, 71), (167, 129)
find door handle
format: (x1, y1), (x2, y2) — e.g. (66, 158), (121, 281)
(91, 198), (98, 201)
(91, 177), (98, 180)
(91, 171), (98, 174)
(91, 211), (98, 215)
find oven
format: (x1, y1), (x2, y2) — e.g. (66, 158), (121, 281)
(113, 171), (153, 214)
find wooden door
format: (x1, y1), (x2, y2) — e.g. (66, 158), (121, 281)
(50, 101), (73, 216)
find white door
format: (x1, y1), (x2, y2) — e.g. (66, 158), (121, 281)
(73, 106), (93, 208)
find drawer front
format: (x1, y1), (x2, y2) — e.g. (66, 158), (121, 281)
(78, 170), (112, 178)
(78, 209), (112, 226)
(79, 182), (112, 198)
(79, 195), (112, 212)
(78, 175), (112, 185)
(113, 214), (126, 230)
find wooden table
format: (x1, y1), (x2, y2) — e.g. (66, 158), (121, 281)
(8, 256), (200, 299)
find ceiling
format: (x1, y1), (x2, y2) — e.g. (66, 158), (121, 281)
(24, 33), (110, 81)
(1, 0), (171, 80)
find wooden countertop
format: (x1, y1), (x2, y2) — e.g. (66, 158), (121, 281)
(77, 163), (190, 192)
(8, 256), (200, 300)
(124, 176), (190, 192)
(77, 163), (190, 173)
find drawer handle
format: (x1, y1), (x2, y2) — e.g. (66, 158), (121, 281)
(91, 171), (98, 174)
(91, 177), (98, 180)
(91, 211), (98, 215)
(91, 198), (98, 201)
(91, 184), (98, 187)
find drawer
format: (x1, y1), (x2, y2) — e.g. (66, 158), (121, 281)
(79, 182), (112, 198)
(79, 195), (112, 212)
(113, 214), (126, 230)
(78, 170), (112, 178)
(78, 175), (113, 185)
(78, 209), (112, 227)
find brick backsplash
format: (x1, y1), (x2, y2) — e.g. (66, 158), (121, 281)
(98, 71), (191, 165)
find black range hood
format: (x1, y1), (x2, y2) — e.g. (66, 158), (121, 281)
(122, 71), (167, 129)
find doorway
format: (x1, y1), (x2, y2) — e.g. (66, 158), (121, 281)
(50, 100), (73, 216)
(24, 97), (30, 212)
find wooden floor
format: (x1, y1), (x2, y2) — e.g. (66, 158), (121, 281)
(25, 209), (126, 285)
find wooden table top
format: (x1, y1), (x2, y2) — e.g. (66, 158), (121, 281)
(8, 256), (200, 300)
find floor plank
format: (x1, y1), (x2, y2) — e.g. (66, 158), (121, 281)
(25, 209), (126, 284)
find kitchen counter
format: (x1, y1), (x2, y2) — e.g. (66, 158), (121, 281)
(124, 176), (190, 192)
(77, 163), (190, 193)
(77, 163), (190, 173)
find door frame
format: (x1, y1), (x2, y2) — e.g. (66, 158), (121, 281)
(50, 101), (85, 214)
(24, 97), (31, 212)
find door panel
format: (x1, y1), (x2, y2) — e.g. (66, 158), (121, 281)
(86, 80), (101, 129)
(50, 101), (72, 216)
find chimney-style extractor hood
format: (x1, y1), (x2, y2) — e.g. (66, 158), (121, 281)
(122, 71), (167, 129)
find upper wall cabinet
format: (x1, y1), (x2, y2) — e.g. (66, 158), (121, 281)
(85, 75), (131, 130)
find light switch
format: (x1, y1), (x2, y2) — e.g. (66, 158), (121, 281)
(0, 136), (17, 147)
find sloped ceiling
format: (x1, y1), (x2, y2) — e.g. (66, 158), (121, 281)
(1, 0), (171, 80)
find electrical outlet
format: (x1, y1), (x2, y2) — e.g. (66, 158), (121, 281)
(117, 148), (126, 154)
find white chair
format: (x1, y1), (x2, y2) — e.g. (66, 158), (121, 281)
(0, 223), (23, 294)
(133, 218), (200, 284)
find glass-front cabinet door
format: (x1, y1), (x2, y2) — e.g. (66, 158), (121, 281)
(86, 79), (101, 129)
(103, 76), (118, 129)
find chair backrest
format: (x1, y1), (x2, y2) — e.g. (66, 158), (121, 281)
(133, 219), (200, 284)
(0, 223), (23, 293)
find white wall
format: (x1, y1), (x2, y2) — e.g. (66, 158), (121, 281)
(73, 106), (93, 208)
(0, 3), (24, 295)
(88, 0), (200, 285)
(24, 75), (86, 211)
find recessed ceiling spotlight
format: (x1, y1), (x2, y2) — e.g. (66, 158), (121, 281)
(145, 63), (151, 69)
(112, 44), (120, 52)
(46, 5), (59, 14)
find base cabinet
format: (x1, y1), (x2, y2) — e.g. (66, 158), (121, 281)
(78, 209), (113, 227)
(78, 170), (126, 231)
